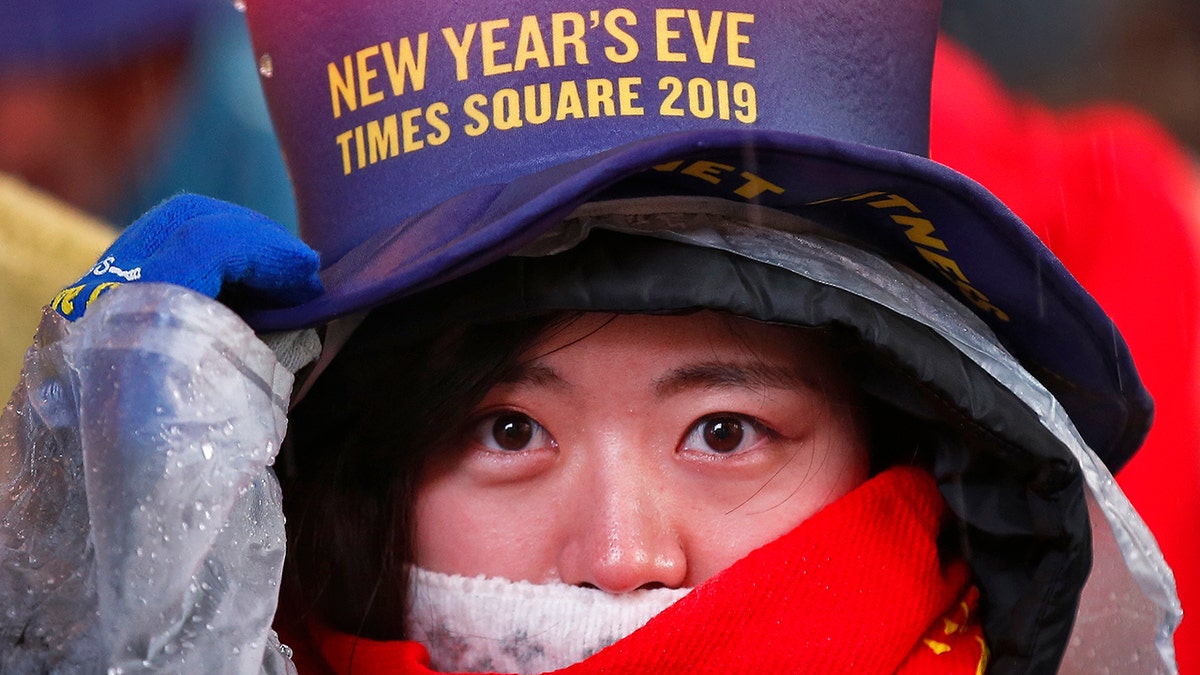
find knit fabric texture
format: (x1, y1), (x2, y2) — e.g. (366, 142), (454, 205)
(291, 466), (987, 674)
(52, 194), (321, 321)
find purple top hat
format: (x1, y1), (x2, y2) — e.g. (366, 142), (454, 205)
(241, 0), (1150, 471)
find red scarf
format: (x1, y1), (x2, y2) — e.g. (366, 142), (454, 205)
(280, 467), (986, 674)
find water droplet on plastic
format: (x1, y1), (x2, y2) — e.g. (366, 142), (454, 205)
(258, 54), (274, 78)
(201, 443), (214, 460)
(279, 643), (294, 658)
(232, 0), (246, 11)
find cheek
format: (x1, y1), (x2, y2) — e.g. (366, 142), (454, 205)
(413, 470), (565, 583)
(678, 416), (870, 582)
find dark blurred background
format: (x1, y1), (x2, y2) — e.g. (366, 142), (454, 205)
(942, 0), (1200, 153)
(0, 0), (296, 230)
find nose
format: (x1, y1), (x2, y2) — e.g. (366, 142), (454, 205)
(557, 466), (688, 593)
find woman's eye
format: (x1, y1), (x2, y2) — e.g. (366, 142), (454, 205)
(474, 412), (553, 452)
(681, 414), (765, 455)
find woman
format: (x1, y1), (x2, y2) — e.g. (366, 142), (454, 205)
(0, 0), (1180, 672)
(278, 218), (983, 673)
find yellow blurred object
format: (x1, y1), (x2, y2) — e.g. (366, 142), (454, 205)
(0, 174), (116, 398)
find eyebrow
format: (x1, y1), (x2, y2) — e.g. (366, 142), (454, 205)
(498, 360), (818, 397)
(653, 361), (816, 398)
(499, 362), (572, 390)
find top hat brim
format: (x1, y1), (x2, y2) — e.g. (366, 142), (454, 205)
(241, 127), (1151, 473)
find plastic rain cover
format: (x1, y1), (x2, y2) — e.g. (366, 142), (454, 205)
(0, 283), (313, 674)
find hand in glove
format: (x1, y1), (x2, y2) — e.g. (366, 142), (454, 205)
(51, 194), (322, 320)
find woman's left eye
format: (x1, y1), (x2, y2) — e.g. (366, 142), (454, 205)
(680, 414), (768, 455)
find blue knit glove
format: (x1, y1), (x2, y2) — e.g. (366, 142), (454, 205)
(52, 194), (323, 321)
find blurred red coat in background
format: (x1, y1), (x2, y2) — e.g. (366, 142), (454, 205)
(931, 37), (1200, 673)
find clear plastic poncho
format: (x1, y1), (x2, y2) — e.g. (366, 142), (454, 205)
(0, 284), (316, 674)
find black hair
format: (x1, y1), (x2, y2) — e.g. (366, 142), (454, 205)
(280, 308), (563, 638)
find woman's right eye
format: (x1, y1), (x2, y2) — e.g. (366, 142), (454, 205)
(473, 412), (554, 453)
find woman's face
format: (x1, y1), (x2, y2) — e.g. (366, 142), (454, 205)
(415, 312), (869, 591)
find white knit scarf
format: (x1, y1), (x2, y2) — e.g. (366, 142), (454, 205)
(404, 567), (693, 674)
